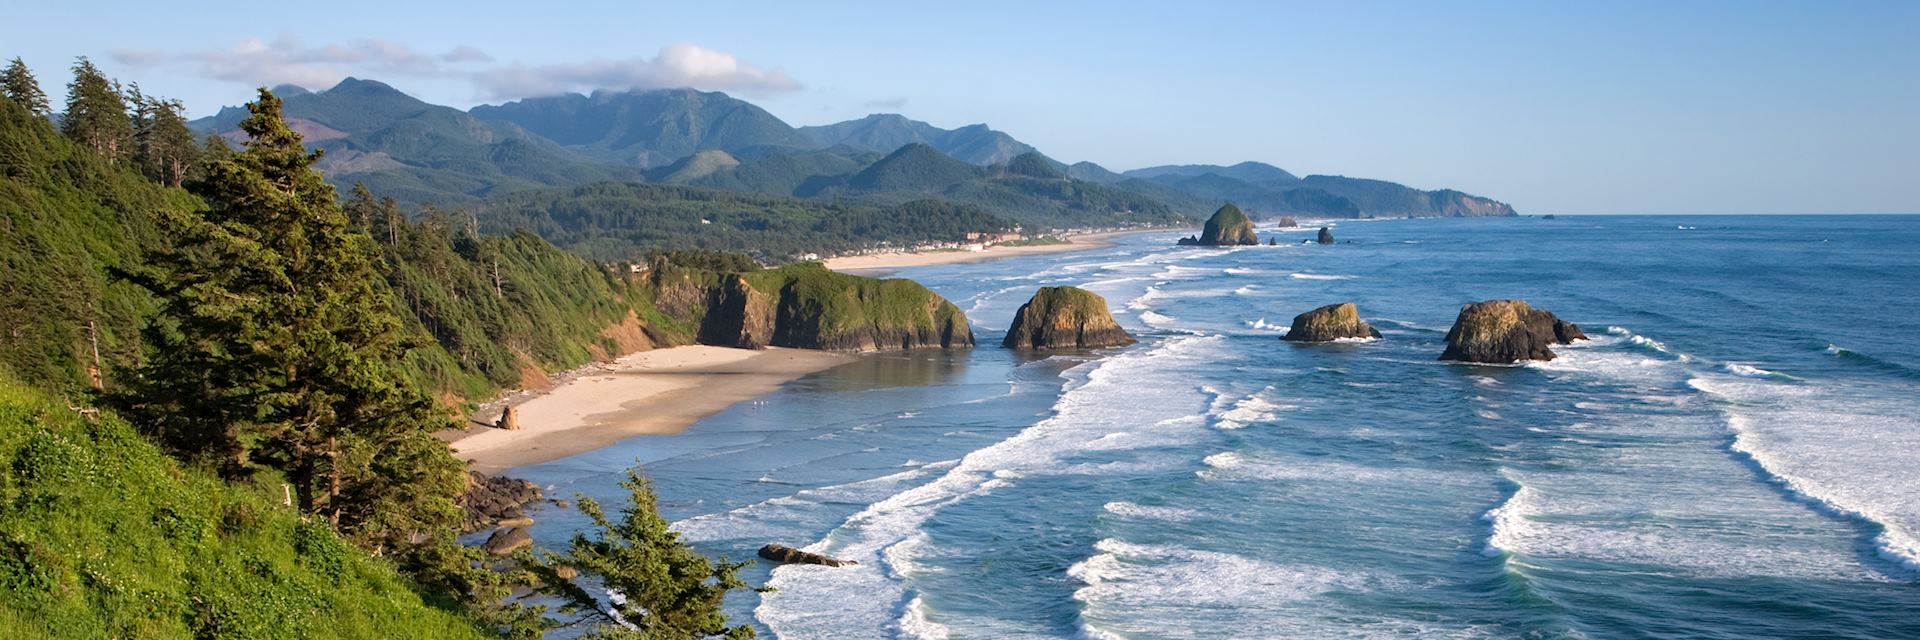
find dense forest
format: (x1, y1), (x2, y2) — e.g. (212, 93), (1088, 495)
(0, 58), (788, 638)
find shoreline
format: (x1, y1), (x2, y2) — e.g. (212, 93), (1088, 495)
(444, 346), (852, 474)
(823, 229), (1159, 274)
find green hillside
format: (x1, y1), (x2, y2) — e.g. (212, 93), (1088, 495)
(0, 376), (492, 640)
(470, 88), (813, 167)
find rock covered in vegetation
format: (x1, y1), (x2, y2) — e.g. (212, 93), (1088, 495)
(1281, 303), (1381, 342)
(1317, 227), (1335, 244)
(482, 526), (532, 555)
(458, 470), (541, 533)
(1179, 203), (1259, 246)
(1439, 300), (1587, 364)
(1002, 286), (1137, 349)
(652, 262), (973, 352)
(759, 544), (857, 567)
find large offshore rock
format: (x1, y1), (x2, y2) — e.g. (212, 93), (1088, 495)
(1183, 203), (1259, 246)
(1281, 303), (1381, 342)
(1439, 300), (1587, 364)
(1316, 227), (1335, 244)
(1002, 286), (1136, 350)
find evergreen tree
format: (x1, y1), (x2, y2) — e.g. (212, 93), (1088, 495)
(61, 57), (132, 161)
(1, 57), (49, 115)
(131, 90), (199, 187)
(526, 467), (758, 639)
(117, 88), (463, 551)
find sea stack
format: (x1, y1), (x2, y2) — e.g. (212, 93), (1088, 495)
(1180, 203), (1259, 246)
(1316, 227), (1335, 244)
(1002, 286), (1136, 349)
(1277, 216), (1299, 228)
(1281, 303), (1381, 342)
(1439, 300), (1588, 363)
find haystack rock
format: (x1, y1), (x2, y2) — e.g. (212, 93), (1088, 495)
(1179, 203), (1258, 246)
(1002, 286), (1137, 350)
(1281, 303), (1381, 342)
(1439, 300), (1588, 364)
(759, 544), (857, 567)
(1277, 216), (1300, 228)
(1316, 227), (1335, 244)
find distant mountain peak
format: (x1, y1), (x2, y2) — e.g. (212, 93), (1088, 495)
(798, 115), (1034, 165)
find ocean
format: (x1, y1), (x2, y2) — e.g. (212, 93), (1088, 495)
(511, 215), (1920, 639)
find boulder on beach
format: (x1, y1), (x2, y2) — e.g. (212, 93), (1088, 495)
(759, 544), (857, 567)
(1182, 203), (1259, 246)
(1281, 303), (1381, 342)
(1316, 227), (1335, 245)
(495, 405), (520, 431)
(1439, 300), (1587, 364)
(1002, 286), (1137, 350)
(482, 526), (532, 555)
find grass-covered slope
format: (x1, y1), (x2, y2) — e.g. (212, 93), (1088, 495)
(0, 377), (489, 639)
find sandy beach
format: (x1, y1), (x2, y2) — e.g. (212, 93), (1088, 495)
(823, 229), (1149, 274)
(448, 346), (851, 474)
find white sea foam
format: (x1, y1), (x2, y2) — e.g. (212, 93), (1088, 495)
(1246, 317), (1287, 332)
(1070, 538), (1392, 638)
(1212, 389), (1295, 430)
(755, 336), (1226, 638)
(1482, 472), (1544, 558)
(1689, 375), (1920, 574)
(1723, 363), (1790, 379)
(1103, 501), (1204, 522)
(1288, 273), (1355, 280)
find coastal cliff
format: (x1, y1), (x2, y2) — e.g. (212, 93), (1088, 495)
(650, 262), (973, 352)
(1002, 286), (1136, 349)
(1439, 300), (1586, 363)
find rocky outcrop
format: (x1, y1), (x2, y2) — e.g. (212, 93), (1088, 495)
(651, 263), (974, 352)
(1180, 203), (1258, 246)
(458, 470), (541, 533)
(759, 544), (856, 567)
(482, 526), (532, 555)
(696, 275), (776, 349)
(1277, 216), (1299, 228)
(1439, 300), (1587, 364)
(1002, 287), (1136, 350)
(1316, 227), (1335, 244)
(1281, 303), (1381, 342)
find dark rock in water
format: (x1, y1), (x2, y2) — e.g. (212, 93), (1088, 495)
(1188, 203), (1258, 246)
(1177, 235), (1200, 246)
(1541, 214), (1557, 220)
(759, 544), (856, 567)
(1267, 237), (1278, 246)
(1002, 286), (1137, 350)
(1281, 303), (1381, 342)
(495, 405), (520, 431)
(482, 526), (532, 555)
(459, 470), (541, 533)
(1277, 216), (1299, 228)
(1316, 227), (1335, 244)
(1439, 300), (1588, 364)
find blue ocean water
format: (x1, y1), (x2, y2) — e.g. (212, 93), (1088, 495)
(513, 215), (1920, 639)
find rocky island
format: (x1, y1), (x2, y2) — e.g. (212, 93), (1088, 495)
(1281, 303), (1381, 342)
(1439, 299), (1587, 363)
(652, 261), (975, 351)
(1002, 286), (1137, 349)
(1317, 227), (1335, 244)
(1178, 203), (1259, 246)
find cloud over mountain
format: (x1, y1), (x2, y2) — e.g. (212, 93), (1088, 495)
(114, 37), (798, 100)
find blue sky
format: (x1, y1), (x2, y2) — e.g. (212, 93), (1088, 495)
(6, 1), (1916, 213)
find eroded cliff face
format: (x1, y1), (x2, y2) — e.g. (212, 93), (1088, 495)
(1430, 190), (1517, 217)
(1002, 286), (1136, 349)
(1439, 299), (1585, 363)
(649, 263), (973, 352)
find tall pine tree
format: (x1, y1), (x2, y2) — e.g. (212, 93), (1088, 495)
(61, 57), (132, 161)
(118, 88), (463, 551)
(1, 57), (49, 115)
(132, 90), (199, 187)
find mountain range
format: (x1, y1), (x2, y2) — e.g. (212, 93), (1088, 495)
(189, 78), (1515, 231)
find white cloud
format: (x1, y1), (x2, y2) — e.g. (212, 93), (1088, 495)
(112, 35), (494, 90)
(469, 42), (801, 99)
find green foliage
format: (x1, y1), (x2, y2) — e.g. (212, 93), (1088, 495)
(115, 88), (464, 552)
(843, 143), (983, 191)
(0, 378), (493, 639)
(473, 182), (1018, 262)
(469, 88), (814, 167)
(0, 94), (179, 391)
(60, 58), (131, 162)
(130, 90), (200, 188)
(1, 58), (49, 116)
(523, 466), (756, 640)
